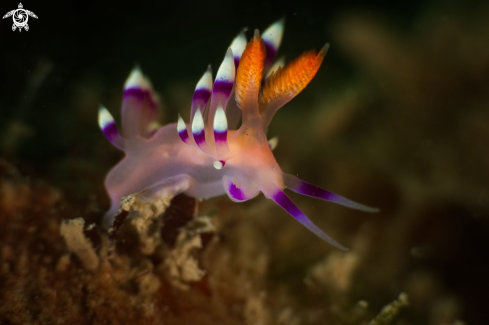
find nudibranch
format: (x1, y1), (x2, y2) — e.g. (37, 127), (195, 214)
(99, 19), (378, 251)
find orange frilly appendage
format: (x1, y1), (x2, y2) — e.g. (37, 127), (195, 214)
(235, 31), (267, 111)
(259, 45), (327, 119)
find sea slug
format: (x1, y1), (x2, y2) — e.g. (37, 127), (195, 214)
(99, 19), (378, 250)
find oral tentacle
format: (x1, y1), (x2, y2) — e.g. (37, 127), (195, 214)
(191, 66), (213, 125)
(213, 106), (229, 155)
(262, 182), (348, 251)
(262, 18), (285, 69)
(98, 105), (125, 150)
(284, 173), (379, 213)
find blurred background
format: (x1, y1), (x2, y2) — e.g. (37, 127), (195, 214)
(1, 0), (489, 324)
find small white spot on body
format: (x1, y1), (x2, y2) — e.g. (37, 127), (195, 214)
(213, 160), (223, 169)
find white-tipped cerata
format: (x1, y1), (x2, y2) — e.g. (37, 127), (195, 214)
(124, 66), (149, 90)
(214, 106), (228, 133)
(177, 114), (190, 144)
(229, 28), (248, 66)
(98, 105), (115, 130)
(192, 108), (206, 147)
(262, 18), (285, 54)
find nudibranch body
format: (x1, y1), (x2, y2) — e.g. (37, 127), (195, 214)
(99, 20), (377, 251)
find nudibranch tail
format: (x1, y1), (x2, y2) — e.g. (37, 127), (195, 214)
(122, 66), (160, 140)
(262, 182), (349, 251)
(284, 174), (379, 213)
(98, 105), (125, 150)
(259, 44), (329, 129)
(262, 17), (285, 69)
(236, 29), (267, 129)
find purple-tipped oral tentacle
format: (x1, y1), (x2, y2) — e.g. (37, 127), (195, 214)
(284, 174), (379, 213)
(192, 108), (206, 149)
(229, 28), (248, 69)
(98, 105), (125, 150)
(262, 18), (285, 69)
(191, 66), (213, 125)
(208, 48), (235, 131)
(177, 114), (191, 144)
(213, 106), (229, 155)
(262, 183), (348, 251)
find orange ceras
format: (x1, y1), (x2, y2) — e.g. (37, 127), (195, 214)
(235, 30), (267, 110)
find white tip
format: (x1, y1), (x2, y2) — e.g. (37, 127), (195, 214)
(177, 114), (187, 132)
(262, 18), (285, 51)
(214, 106), (228, 132)
(230, 29), (247, 60)
(268, 136), (279, 151)
(213, 160), (223, 170)
(192, 109), (205, 134)
(98, 105), (114, 129)
(216, 48), (235, 83)
(196, 66), (213, 91)
(265, 56), (286, 78)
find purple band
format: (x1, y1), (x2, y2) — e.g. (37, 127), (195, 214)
(192, 88), (211, 104)
(233, 57), (240, 70)
(264, 41), (277, 67)
(228, 182), (246, 201)
(103, 122), (119, 143)
(124, 87), (145, 101)
(298, 182), (335, 201)
(213, 80), (234, 98)
(214, 130), (227, 144)
(178, 129), (189, 143)
(272, 190), (302, 220)
(193, 130), (206, 146)
(124, 87), (157, 108)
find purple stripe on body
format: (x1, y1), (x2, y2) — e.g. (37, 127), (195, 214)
(264, 41), (277, 67)
(228, 182), (247, 201)
(213, 79), (234, 98)
(192, 88), (211, 105)
(233, 57), (240, 70)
